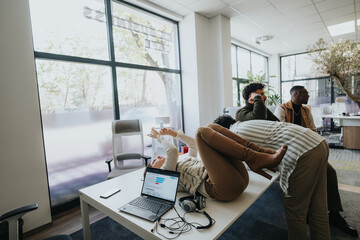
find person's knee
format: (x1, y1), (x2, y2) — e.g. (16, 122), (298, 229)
(207, 123), (220, 130)
(196, 126), (215, 140)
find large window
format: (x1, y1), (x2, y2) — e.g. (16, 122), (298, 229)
(280, 52), (359, 130)
(231, 44), (268, 106)
(29, 0), (182, 207)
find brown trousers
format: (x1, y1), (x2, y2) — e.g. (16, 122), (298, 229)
(284, 141), (330, 240)
(195, 126), (249, 201)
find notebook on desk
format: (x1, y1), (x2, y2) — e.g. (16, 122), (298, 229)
(119, 167), (180, 222)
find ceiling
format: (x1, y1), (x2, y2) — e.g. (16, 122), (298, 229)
(145, 0), (360, 55)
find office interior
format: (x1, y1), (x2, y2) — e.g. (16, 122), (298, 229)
(1, 0), (359, 237)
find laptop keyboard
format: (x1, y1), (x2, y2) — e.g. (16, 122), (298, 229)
(129, 197), (163, 213)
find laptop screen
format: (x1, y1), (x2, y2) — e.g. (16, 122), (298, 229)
(141, 168), (180, 203)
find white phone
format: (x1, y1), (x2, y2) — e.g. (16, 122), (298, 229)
(100, 188), (121, 199)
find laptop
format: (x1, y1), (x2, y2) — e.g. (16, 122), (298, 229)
(119, 167), (180, 222)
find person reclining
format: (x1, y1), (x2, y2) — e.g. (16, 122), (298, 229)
(147, 125), (287, 201)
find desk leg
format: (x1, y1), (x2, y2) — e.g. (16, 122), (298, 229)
(80, 195), (91, 240)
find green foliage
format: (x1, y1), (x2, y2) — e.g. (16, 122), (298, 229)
(245, 70), (280, 106)
(267, 93), (282, 106)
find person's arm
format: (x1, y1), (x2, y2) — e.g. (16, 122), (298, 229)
(156, 136), (178, 171)
(147, 128), (178, 171)
(274, 106), (286, 122)
(236, 95), (267, 121)
(175, 130), (197, 157)
(160, 128), (197, 157)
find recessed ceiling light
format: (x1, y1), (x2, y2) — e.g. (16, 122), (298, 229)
(328, 20), (355, 36)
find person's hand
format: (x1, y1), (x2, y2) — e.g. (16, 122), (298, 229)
(147, 127), (161, 139)
(150, 156), (165, 168)
(248, 92), (259, 104)
(159, 128), (177, 137)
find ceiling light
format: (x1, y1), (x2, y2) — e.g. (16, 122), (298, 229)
(328, 20), (355, 36)
(255, 35), (273, 45)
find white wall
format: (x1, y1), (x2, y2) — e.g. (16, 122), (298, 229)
(0, 0), (52, 232)
(179, 13), (232, 136)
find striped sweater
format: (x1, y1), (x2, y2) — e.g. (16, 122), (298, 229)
(157, 131), (207, 195)
(230, 120), (325, 192)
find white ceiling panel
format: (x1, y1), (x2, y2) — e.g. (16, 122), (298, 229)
(243, 5), (279, 20)
(272, 0), (313, 12)
(289, 15), (323, 26)
(282, 5), (318, 21)
(231, 0), (271, 13)
(315, 0), (353, 12)
(221, 0), (247, 5)
(320, 4), (355, 21)
(206, 5), (241, 18)
(148, 0), (192, 15)
(323, 13), (356, 26)
(143, 0), (360, 54)
(173, 0), (201, 7)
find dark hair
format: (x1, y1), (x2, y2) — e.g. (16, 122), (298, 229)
(213, 114), (237, 129)
(290, 85), (304, 95)
(242, 82), (265, 100)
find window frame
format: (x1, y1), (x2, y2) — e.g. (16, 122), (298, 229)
(33, 0), (183, 121)
(30, 0), (183, 211)
(231, 44), (269, 106)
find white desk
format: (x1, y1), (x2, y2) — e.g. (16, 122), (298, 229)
(324, 114), (360, 127)
(80, 168), (279, 240)
(323, 114), (360, 149)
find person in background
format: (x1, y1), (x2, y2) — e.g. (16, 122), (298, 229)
(214, 115), (330, 240)
(274, 85), (316, 131)
(235, 82), (279, 122)
(274, 85), (358, 237)
(147, 125), (287, 201)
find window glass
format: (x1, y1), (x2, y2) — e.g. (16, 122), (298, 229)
(35, 59), (113, 205)
(29, 0), (109, 60)
(237, 48), (251, 79)
(111, 1), (179, 69)
(29, 0), (182, 207)
(116, 68), (182, 147)
(251, 52), (267, 77)
(281, 53), (323, 80)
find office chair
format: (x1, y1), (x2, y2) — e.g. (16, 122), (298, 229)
(0, 204), (71, 240)
(105, 119), (151, 179)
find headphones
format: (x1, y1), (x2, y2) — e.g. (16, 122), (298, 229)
(179, 195), (206, 212)
(178, 194), (213, 230)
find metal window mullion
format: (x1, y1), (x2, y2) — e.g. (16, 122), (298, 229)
(280, 56), (283, 101)
(249, 51), (252, 74)
(34, 52), (111, 66)
(176, 22), (185, 133)
(114, 62), (180, 73)
(105, 0), (120, 120)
